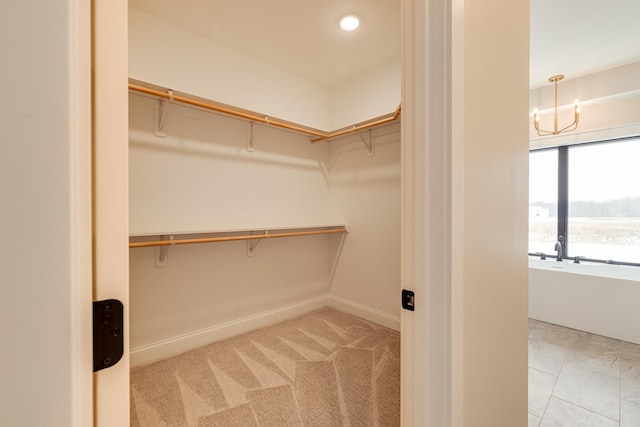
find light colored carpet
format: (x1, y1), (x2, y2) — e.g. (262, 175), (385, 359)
(130, 307), (400, 426)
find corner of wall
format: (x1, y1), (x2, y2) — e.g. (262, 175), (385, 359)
(328, 58), (402, 129)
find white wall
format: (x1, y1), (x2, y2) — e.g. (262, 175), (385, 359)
(327, 125), (401, 321)
(530, 61), (640, 147)
(1, 1), (92, 426)
(128, 7), (401, 132)
(128, 92), (399, 364)
(129, 94), (339, 234)
(329, 59), (401, 129)
(129, 7), (331, 130)
(452, 0), (530, 424)
(129, 236), (334, 357)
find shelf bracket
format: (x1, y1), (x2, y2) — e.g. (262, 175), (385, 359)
(154, 89), (174, 137)
(328, 227), (348, 285)
(155, 234), (174, 267)
(359, 129), (375, 157)
(247, 230), (268, 256)
(247, 122), (256, 152)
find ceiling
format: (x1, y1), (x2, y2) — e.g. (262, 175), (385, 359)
(129, 0), (640, 90)
(129, 0), (400, 89)
(530, 0), (640, 88)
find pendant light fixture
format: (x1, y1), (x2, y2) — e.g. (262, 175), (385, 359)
(533, 74), (580, 136)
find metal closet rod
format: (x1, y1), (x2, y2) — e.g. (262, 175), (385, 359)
(129, 227), (349, 248)
(128, 84), (400, 143)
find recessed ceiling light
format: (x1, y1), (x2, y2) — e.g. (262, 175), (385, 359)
(340, 15), (360, 31)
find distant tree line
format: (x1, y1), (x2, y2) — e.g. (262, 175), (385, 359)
(570, 196), (640, 218)
(531, 196), (640, 218)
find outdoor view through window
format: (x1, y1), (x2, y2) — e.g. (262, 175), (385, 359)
(529, 138), (640, 265)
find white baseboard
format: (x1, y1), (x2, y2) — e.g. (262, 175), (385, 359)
(326, 295), (400, 331)
(130, 295), (329, 367)
(130, 294), (400, 367)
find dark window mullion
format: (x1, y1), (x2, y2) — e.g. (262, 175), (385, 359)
(557, 146), (569, 258)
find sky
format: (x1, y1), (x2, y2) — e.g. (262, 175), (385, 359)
(530, 139), (640, 203)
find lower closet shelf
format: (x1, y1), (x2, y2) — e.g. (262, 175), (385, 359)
(129, 225), (349, 248)
(128, 225), (349, 265)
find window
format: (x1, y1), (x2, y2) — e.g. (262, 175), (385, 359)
(529, 149), (557, 255)
(529, 138), (640, 266)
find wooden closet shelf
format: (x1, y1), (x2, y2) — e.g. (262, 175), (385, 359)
(129, 225), (349, 249)
(128, 81), (400, 143)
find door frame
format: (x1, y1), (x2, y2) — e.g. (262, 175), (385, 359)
(400, 0), (530, 425)
(92, 1), (130, 426)
(400, 0), (452, 424)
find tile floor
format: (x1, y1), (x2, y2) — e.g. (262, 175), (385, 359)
(529, 319), (640, 426)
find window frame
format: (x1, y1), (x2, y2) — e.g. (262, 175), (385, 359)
(529, 136), (640, 267)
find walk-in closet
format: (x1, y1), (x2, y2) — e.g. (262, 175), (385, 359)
(127, 1), (402, 424)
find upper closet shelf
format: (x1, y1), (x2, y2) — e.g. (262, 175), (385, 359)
(128, 80), (400, 144)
